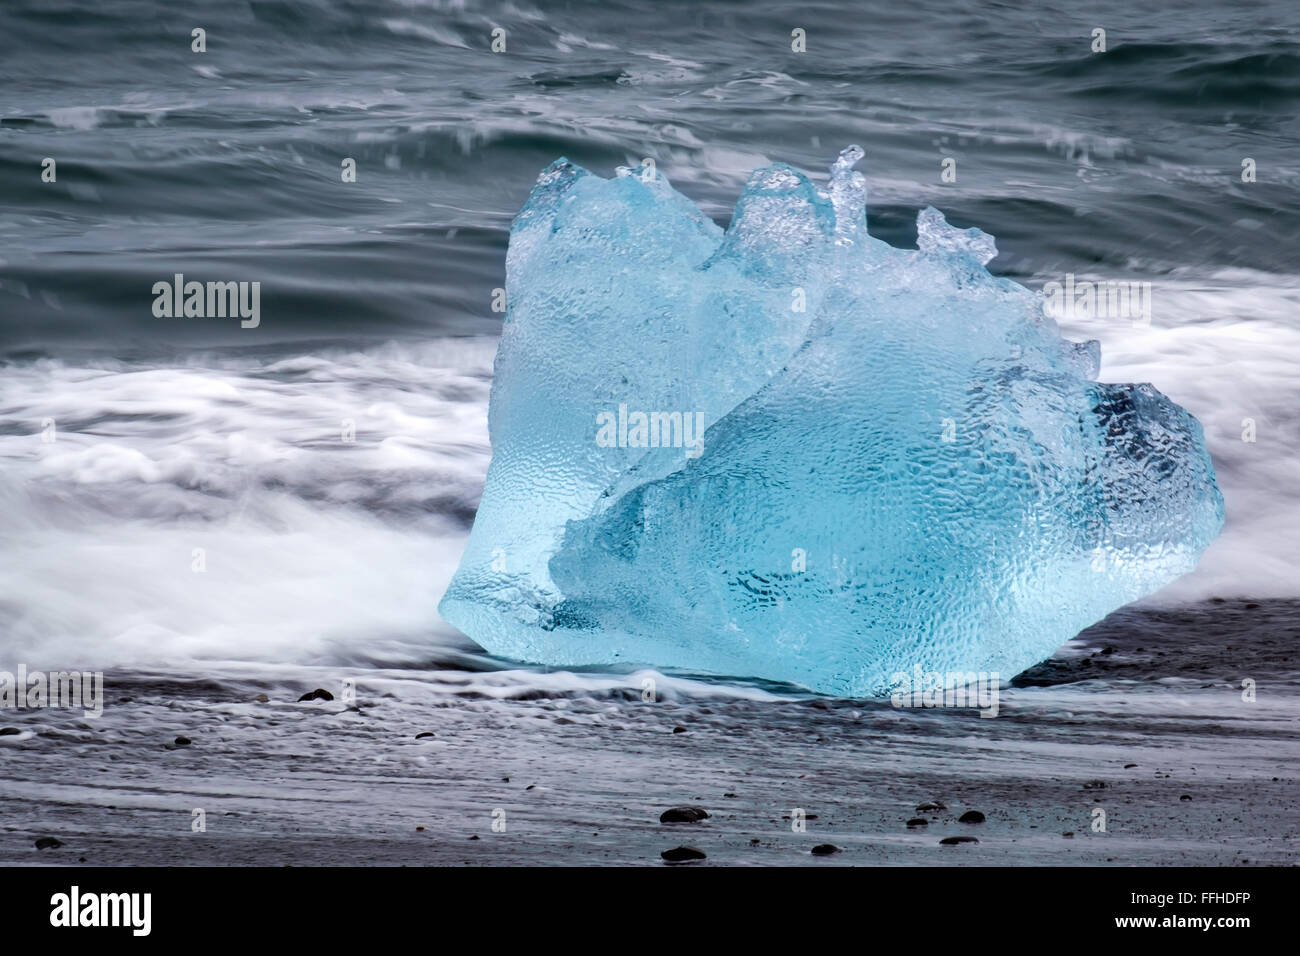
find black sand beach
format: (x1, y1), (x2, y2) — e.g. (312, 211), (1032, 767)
(3, 600), (1295, 866)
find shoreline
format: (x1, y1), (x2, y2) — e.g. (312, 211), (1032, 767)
(1, 599), (1295, 866)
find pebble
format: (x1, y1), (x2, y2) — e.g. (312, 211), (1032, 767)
(298, 688), (334, 702)
(810, 843), (840, 855)
(958, 810), (985, 824)
(35, 837), (64, 850)
(660, 806), (710, 823)
(939, 836), (978, 845)
(661, 845), (706, 862)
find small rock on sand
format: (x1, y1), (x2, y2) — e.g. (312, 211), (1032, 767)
(35, 837), (63, 850)
(660, 806), (710, 823)
(811, 843), (840, 855)
(0, 728), (20, 736)
(298, 688), (334, 702)
(174, 736), (192, 746)
(661, 845), (706, 862)
(906, 818), (929, 828)
(958, 810), (985, 823)
(415, 732), (435, 739)
(940, 836), (978, 845)
(916, 801), (946, 812)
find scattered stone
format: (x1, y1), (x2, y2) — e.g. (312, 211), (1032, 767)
(1180, 794), (1192, 801)
(810, 699), (831, 710)
(1099, 645), (1116, 655)
(1244, 602), (1260, 609)
(174, 736), (192, 747)
(661, 845), (706, 862)
(958, 810), (985, 824)
(749, 838), (761, 845)
(0, 727), (20, 736)
(1083, 780), (1107, 790)
(35, 837), (63, 850)
(660, 806), (710, 823)
(253, 693), (269, 703)
(906, 818), (929, 828)
(469, 834), (479, 840)
(525, 784), (535, 791)
(1063, 831), (1075, 838)
(1124, 763), (1138, 769)
(672, 726), (687, 734)
(298, 688), (334, 702)
(916, 801), (946, 812)
(502, 776), (510, 782)
(723, 792), (737, 798)
(810, 843), (840, 855)
(939, 836), (978, 845)
(415, 732), (435, 739)
(415, 826), (425, 831)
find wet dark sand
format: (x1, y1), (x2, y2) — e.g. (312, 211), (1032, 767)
(1, 600), (1296, 866)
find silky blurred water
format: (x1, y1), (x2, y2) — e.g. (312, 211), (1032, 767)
(1, 0), (1298, 672)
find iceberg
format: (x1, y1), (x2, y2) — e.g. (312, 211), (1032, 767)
(439, 147), (1224, 697)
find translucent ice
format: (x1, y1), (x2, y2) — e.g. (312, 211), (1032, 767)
(440, 148), (1224, 696)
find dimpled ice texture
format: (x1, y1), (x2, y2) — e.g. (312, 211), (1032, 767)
(439, 147), (1224, 697)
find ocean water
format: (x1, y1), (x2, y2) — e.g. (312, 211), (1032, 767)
(1, 0), (1298, 679)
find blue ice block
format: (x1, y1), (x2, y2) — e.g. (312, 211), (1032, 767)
(440, 147), (1223, 696)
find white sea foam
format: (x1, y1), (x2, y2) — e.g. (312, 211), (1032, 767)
(0, 339), (494, 670)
